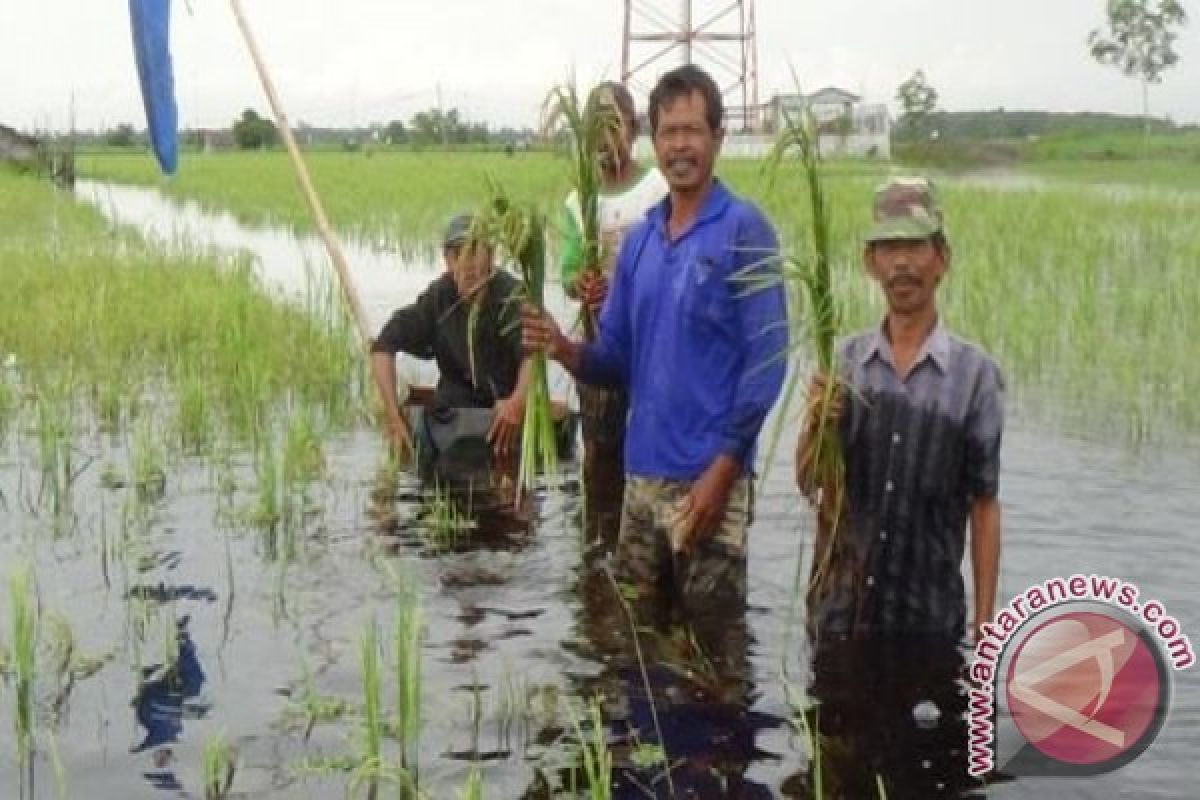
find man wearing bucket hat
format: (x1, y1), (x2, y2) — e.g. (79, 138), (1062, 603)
(370, 213), (531, 461)
(801, 177), (1005, 645)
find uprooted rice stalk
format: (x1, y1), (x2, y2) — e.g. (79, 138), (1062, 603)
(471, 181), (558, 502)
(540, 80), (622, 339)
(764, 91), (847, 608)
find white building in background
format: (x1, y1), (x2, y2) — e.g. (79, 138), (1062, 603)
(633, 85), (891, 160)
(768, 87), (891, 159)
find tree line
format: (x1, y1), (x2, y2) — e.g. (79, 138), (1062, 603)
(94, 106), (533, 151)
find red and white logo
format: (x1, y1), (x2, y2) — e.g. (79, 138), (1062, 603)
(1005, 611), (1164, 768)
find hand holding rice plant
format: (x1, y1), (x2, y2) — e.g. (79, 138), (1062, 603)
(471, 183), (559, 503)
(765, 93), (848, 603)
(541, 80), (623, 340)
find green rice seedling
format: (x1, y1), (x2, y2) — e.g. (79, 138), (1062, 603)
(797, 703), (823, 800)
(421, 483), (474, 551)
(472, 184), (558, 500)
(354, 617), (387, 799)
(250, 428), (283, 555)
(0, 373), (15, 443)
(93, 377), (124, 435)
(44, 615), (109, 727)
(393, 583), (423, 774)
(493, 663), (535, 752)
(48, 732), (68, 800)
(160, 608), (182, 678)
(43, 612), (77, 722)
(569, 697), (612, 800)
(176, 370), (212, 455)
(202, 732), (237, 800)
(466, 678), (484, 765)
(282, 406), (326, 486)
(8, 565), (39, 798)
(130, 414), (167, 503)
(763, 91), (847, 610)
(33, 381), (78, 522)
(287, 663), (349, 741)
(540, 79), (623, 339)
(280, 407), (325, 539)
(459, 765), (484, 800)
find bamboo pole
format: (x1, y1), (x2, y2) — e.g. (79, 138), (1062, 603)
(228, 0), (373, 347)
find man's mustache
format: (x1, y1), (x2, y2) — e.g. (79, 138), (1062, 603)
(886, 273), (922, 289)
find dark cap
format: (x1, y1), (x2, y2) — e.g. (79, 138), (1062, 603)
(442, 213), (475, 248)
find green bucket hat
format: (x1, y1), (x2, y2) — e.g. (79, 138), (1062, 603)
(865, 177), (944, 243)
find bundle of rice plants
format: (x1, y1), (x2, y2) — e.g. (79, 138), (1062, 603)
(470, 182), (558, 502)
(540, 80), (623, 339)
(763, 94), (847, 607)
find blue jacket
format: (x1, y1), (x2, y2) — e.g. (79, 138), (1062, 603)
(580, 179), (788, 480)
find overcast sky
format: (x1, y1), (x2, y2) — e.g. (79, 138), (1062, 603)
(7, 1), (1199, 132)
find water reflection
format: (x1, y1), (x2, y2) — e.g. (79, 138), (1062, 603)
(564, 518), (783, 798)
(133, 616), (210, 791)
(782, 636), (987, 800)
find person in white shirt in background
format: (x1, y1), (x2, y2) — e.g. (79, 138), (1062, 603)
(559, 81), (668, 548)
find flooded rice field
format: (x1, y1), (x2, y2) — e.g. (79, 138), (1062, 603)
(0, 181), (1195, 799)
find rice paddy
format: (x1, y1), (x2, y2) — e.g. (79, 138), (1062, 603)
(0, 145), (1198, 799)
(75, 149), (1200, 443)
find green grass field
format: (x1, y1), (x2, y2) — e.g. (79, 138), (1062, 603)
(1, 168), (362, 451)
(73, 148), (1200, 443)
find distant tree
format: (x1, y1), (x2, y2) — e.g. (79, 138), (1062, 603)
(1088, 0), (1188, 148)
(231, 109), (278, 150)
(383, 120), (408, 145)
(406, 107), (487, 146)
(105, 123), (137, 148)
(896, 70), (939, 141)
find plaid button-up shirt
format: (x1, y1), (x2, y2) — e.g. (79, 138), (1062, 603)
(812, 319), (1005, 639)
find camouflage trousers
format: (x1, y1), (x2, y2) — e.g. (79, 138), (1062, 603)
(615, 475), (753, 618)
(579, 384), (629, 552)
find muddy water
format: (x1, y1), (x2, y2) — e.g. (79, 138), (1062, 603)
(0, 182), (1194, 799)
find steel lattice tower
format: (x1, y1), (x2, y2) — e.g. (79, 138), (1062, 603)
(621, 0), (761, 131)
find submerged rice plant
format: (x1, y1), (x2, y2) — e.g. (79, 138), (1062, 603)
(357, 617), (386, 798)
(569, 697), (612, 800)
(421, 483), (474, 551)
(458, 765), (484, 800)
(130, 414), (167, 503)
(393, 580), (423, 773)
(32, 379), (78, 524)
(8, 565), (39, 799)
(202, 732), (237, 800)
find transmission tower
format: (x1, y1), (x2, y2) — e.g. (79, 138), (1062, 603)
(621, 0), (761, 131)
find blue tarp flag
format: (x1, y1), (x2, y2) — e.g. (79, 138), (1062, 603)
(129, 0), (179, 174)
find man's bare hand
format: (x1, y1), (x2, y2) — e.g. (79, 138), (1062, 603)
(488, 394), (524, 457)
(796, 371), (843, 498)
(385, 417), (414, 461)
(578, 271), (610, 318)
(521, 303), (566, 360)
(673, 456), (740, 554)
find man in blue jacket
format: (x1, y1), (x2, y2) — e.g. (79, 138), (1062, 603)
(524, 65), (788, 618)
